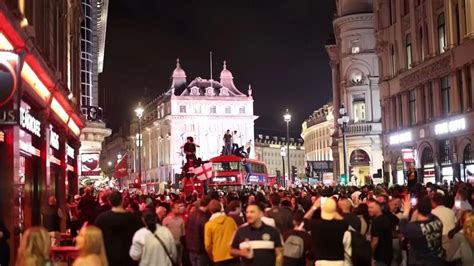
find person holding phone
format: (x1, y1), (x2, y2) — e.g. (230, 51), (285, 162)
(399, 195), (446, 265)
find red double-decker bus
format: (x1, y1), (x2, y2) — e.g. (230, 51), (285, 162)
(208, 155), (269, 188)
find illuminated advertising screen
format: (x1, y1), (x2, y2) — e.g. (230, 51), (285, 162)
(81, 153), (101, 176)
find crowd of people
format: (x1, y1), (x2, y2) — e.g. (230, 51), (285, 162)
(3, 181), (474, 266)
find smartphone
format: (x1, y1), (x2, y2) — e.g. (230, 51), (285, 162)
(410, 197), (417, 206)
(320, 197), (328, 205)
(455, 200), (461, 209)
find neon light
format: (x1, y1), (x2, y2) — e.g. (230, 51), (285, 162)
(0, 33), (14, 50)
(435, 118), (466, 135)
(19, 107), (41, 137)
(68, 119), (80, 136)
(51, 97), (68, 123)
(0, 131), (4, 142)
(19, 139), (40, 157)
(66, 144), (75, 158)
(50, 127), (60, 150)
(21, 62), (51, 102)
(389, 131), (412, 145)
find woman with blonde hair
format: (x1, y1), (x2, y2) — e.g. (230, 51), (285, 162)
(447, 210), (474, 265)
(73, 225), (108, 266)
(15, 227), (51, 266)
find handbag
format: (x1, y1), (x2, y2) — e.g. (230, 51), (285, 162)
(153, 233), (178, 266)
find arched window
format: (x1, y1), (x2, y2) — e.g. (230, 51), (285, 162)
(406, 34), (412, 69)
(438, 13), (446, 54)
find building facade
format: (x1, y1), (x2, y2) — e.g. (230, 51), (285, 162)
(375, 0), (474, 184)
(78, 0), (111, 181)
(0, 1), (84, 262)
(326, 0), (383, 185)
(301, 103), (335, 182)
(254, 135), (305, 180)
(130, 60), (257, 187)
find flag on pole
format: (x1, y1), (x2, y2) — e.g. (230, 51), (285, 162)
(114, 153), (128, 178)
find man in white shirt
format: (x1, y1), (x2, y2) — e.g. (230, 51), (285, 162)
(431, 192), (456, 257)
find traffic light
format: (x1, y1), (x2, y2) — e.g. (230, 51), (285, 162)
(133, 177), (141, 188)
(291, 166), (298, 181)
(349, 166), (356, 182)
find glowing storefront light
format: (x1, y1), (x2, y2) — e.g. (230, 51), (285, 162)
(389, 131), (412, 145)
(51, 98), (69, 123)
(21, 62), (51, 102)
(0, 32), (14, 50)
(68, 119), (81, 137)
(435, 118), (466, 135)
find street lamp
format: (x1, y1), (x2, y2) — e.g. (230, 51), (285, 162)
(283, 109), (291, 186)
(337, 104), (350, 184)
(135, 102), (144, 188)
(108, 161), (112, 167)
(280, 146), (286, 188)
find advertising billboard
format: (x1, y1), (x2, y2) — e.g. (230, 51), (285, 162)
(81, 153), (101, 176)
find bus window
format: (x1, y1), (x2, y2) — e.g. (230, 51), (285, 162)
(249, 163), (265, 174)
(212, 162), (240, 172)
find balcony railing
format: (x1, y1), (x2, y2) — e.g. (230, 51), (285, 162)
(346, 122), (382, 136)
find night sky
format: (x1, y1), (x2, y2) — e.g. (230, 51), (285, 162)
(100, 0), (335, 137)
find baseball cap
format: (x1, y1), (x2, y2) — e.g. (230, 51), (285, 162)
(321, 197), (338, 220)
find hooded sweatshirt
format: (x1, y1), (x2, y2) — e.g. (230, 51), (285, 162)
(204, 213), (238, 262)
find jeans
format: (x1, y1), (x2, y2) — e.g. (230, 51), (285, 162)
(189, 252), (209, 266)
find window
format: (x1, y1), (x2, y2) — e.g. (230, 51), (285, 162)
(353, 100), (366, 123)
(391, 45), (396, 76)
(239, 106), (246, 114)
(441, 76), (451, 116)
(467, 66), (472, 109)
(351, 39), (360, 54)
(406, 34), (412, 69)
(179, 105), (186, 113)
(455, 3), (461, 45)
(438, 13), (446, 54)
(458, 70), (464, 111)
(225, 106), (231, 114)
(419, 27), (425, 61)
(425, 82), (434, 120)
(389, 0), (395, 25)
(210, 106), (216, 114)
(409, 90), (416, 125)
(404, 0), (410, 15)
(397, 95), (403, 127)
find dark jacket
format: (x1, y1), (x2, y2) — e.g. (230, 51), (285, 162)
(0, 221), (10, 266)
(185, 208), (210, 253)
(42, 205), (60, 232)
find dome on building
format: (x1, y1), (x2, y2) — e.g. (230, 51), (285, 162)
(172, 58), (187, 79)
(337, 0), (373, 16)
(220, 61), (233, 80)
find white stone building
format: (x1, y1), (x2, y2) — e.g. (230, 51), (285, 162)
(131, 60), (257, 185)
(301, 104), (335, 181)
(326, 0), (383, 184)
(254, 135), (305, 178)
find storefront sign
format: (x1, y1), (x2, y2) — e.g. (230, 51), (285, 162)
(435, 118), (466, 135)
(389, 131), (412, 145)
(350, 149), (370, 165)
(212, 177), (227, 183)
(402, 149), (415, 163)
(19, 107), (41, 137)
(50, 127), (59, 150)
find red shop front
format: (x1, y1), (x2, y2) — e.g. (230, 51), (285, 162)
(0, 8), (83, 262)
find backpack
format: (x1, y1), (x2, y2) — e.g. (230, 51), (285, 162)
(283, 234), (305, 259)
(348, 230), (372, 266)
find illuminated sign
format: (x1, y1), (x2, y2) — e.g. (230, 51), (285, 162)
(402, 148), (415, 162)
(389, 131), (412, 145)
(50, 127), (59, 150)
(212, 177), (227, 183)
(66, 144), (75, 159)
(434, 118), (466, 135)
(19, 107), (41, 137)
(0, 130), (4, 142)
(81, 153), (101, 176)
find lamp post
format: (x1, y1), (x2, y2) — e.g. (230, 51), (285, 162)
(135, 102), (144, 188)
(280, 146), (286, 188)
(337, 104), (350, 184)
(284, 109), (291, 185)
